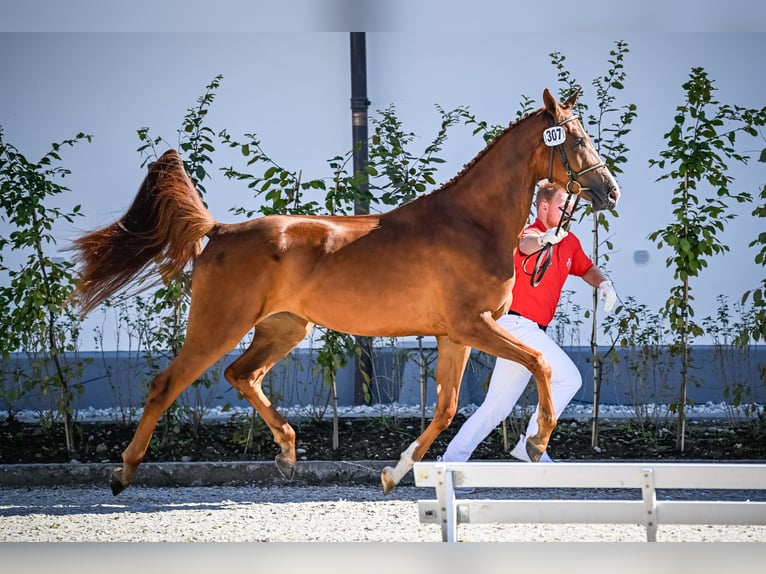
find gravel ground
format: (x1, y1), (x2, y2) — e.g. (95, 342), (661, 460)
(2, 484), (765, 543)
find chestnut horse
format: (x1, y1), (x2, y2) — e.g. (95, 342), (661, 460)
(71, 88), (620, 496)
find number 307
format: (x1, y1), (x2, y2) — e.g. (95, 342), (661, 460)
(543, 126), (565, 146)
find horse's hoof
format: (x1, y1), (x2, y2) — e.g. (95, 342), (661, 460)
(526, 441), (544, 463)
(275, 454), (296, 480)
(381, 466), (396, 495)
(110, 469), (128, 496)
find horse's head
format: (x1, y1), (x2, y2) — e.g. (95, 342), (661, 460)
(542, 88), (620, 212)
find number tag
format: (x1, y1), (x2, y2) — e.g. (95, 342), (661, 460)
(543, 126), (566, 147)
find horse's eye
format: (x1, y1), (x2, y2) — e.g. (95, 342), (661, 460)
(574, 137), (586, 148)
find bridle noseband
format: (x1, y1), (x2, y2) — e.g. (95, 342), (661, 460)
(526, 113), (605, 287)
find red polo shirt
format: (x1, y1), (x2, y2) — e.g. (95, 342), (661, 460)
(510, 218), (593, 327)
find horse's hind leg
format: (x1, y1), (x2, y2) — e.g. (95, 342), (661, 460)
(111, 298), (255, 495)
(381, 336), (470, 494)
(223, 312), (313, 481)
(111, 338), (244, 495)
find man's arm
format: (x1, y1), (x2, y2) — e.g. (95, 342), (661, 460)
(518, 228), (568, 255)
(581, 265), (608, 289)
(582, 265), (618, 312)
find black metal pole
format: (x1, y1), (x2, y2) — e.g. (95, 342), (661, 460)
(350, 32), (374, 404)
(350, 32), (371, 215)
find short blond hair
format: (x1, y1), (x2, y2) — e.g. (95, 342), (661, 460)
(535, 181), (566, 208)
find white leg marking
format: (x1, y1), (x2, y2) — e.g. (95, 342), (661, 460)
(389, 441), (419, 485)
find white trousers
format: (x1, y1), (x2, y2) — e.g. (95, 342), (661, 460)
(441, 312), (582, 462)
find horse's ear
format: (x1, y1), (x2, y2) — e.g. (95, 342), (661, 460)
(543, 88), (563, 122)
(563, 86), (582, 109)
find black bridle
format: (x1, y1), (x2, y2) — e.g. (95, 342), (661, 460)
(546, 114), (606, 197)
(524, 113), (605, 287)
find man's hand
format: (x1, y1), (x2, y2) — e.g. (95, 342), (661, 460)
(536, 227), (568, 248)
(598, 280), (617, 313)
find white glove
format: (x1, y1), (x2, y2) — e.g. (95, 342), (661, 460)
(536, 227), (569, 248)
(598, 280), (617, 313)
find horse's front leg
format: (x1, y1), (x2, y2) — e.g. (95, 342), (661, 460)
(444, 311), (555, 463)
(381, 336), (470, 494)
(487, 335), (555, 463)
(525, 366), (554, 462)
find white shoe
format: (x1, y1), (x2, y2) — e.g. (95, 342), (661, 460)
(510, 434), (554, 462)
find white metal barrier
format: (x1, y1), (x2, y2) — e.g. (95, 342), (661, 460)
(414, 461), (766, 542)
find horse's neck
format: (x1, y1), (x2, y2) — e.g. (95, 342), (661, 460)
(441, 122), (543, 239)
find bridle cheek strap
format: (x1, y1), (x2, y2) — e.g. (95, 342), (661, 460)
(547, 114), (605, 197)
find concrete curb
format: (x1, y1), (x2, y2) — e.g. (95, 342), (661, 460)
(0, 460), (412, 489)
(5, 459), (763, 490)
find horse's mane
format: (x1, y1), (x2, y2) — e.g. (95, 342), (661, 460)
(426, 107), (543, 198)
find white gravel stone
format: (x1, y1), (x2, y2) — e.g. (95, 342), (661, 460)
(1, 484), (764, 543)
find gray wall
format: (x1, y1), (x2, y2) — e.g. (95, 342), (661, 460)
(2, 345), (764, 417)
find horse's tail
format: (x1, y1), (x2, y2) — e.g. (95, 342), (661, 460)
(71, 149), (217, 316)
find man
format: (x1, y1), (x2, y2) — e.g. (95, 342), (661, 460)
(440, 180), (618, 466)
